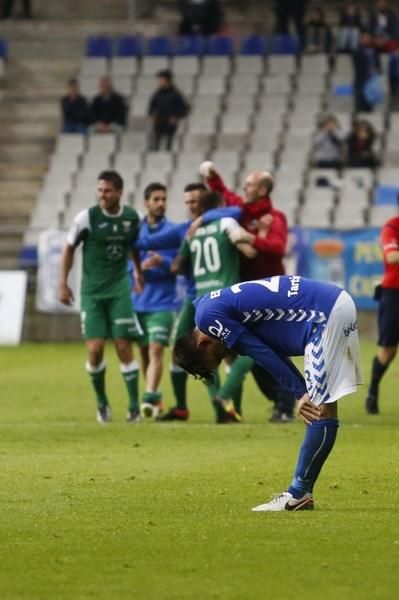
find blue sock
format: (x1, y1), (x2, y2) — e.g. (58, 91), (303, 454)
(288, 418), (339, 498)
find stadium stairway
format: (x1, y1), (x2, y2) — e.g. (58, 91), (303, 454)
(0, 57), (76, 269)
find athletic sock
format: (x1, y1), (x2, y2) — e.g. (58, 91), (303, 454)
(219, 356), (254, 400)
(206, 369), (221, 399)
(120, 360), (140, 411)
(368, 356), (389, 396)
(86, 361), (109, 408)
(142, 390), (162, 405)
(231, 384), (243, 415)
(288, 418), (339, 498)
(170, 364), (188, 410)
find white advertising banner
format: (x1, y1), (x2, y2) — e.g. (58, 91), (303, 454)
(36, 230), (81, 314)
(0, 271), (27, 345)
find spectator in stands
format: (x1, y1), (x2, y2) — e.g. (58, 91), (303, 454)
(178, 0), (223, 36)
(90, 76), (127, 135)
(1, 0), (31, 18)
(273, 0), (309, 49)
(61, 78), (89, 134)
(148, 69), (189, 152)
(303, 6), (333, 54)
(367, 0), (398, 52)
(353, 31), (381, 112)
(313, 115), (346, 169)
(388, 47), (399, 109)
(346, 119), (379, 168)
(337, 1), (363, 52)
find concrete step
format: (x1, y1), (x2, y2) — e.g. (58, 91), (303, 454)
(0, 143), (54, 162)
(0, 256), (22, 270)
(0, 121), (59, 139)
(0, 163), (46, 181)
(0, 103), (60, 119)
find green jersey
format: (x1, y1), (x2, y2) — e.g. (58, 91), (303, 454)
(67, 204), (140, 297)
(180, 217), (241, 297)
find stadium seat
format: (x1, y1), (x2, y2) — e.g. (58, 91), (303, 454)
(147, 36), (175, 57)
(270, 35), (300, 55)
(235, 55), (264, 75)
(176, 35), (206, 56)
(0, 39), (8, 58)
(207, 35), (234, 56)
(80, 57), (108, 77)
(373, 185), (399, 205)
(172, 56), (200, 75)
(85, 36), (113, 58)
(111, 57), (139, 77)
(369, 204), (398, 226)
(116, 36), (143, 57)
(240, 35), (267, 56)
(141, 56), (169, 75)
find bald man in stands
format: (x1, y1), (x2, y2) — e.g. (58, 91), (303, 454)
(197, 162), (295, 423)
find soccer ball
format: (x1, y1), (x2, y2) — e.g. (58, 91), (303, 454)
(199, 161), (215, 178)
(140, 402), (162, 419)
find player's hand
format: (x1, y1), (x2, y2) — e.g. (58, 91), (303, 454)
(297, 393), (321, 425)
(228, 226), (254, 244)
(186, 217), (203, 239)
(134, 271), (144, 294)
(59, 283), (74, 306)
(141, 252), (163, 270)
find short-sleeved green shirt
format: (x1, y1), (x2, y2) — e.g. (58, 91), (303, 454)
(180, 217), (241, 297)
(67, 205), (140, 298)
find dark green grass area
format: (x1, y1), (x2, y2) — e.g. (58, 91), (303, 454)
(1, 342), (399, 599)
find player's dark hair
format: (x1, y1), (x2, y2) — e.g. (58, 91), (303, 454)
(173, 332), (214, 385)
(199, 191), (222, 213)
(144, 182), (167, 200)
(184, 182), (207, 193)
(98, 170), (124, 191)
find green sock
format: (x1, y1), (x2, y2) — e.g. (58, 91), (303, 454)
(231, 384), (243, 415)
(120, 361), (140, 411)
(142, 391), (162, 405)
(219, 356), (254, 401)
(170, 365), (188, 410)
(206, 369), (221, 399)
(86, 361), (108, 408)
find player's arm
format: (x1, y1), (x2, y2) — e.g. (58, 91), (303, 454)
(135, 223), (185, 251)
(234, 331), (307, 398)
(59, 244), (76, 306)
(171, 240), (191, 275)
(222, 216), (258, 258)
(250, 212), (288, 258)
(131, 248), (144, 293)
(199, 162), (244, 207)
(59, 209), (89, 305)
(186, 206), (243, 239)
(381, 223), (399, 264)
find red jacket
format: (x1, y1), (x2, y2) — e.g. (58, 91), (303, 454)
(207, 174), (288, 280)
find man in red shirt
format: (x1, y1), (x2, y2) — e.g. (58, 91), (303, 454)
(194, 162), (294, 422)
(365, 214), (399, 414)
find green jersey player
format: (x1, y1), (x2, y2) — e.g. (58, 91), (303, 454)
(176, 191), (256, 421)
(59, 170), (144, 423)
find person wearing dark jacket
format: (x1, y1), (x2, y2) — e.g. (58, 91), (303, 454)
(273, 0), (309, 49)
(61, 78), (89, 134)
(347, 119), (378, 168)
(367, 0), (398, 52)
(303, 6), (333, 54)
(353, 31), (381, 112)
(178, 0), (222, 36)
(90, 76), (127, 134)
(148, 70), (189, 151)
(338, 1), (363, 52)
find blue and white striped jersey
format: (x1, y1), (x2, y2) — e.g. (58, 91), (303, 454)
(193, 276), (343, 396)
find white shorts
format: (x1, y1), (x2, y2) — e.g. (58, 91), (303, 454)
(304, 290), (364, 406)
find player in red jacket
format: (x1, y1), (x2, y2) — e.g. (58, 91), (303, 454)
(365, 214), (399, 414)
(192, 162), (295, 422)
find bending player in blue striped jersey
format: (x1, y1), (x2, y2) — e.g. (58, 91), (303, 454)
(173, 275), (363, 511)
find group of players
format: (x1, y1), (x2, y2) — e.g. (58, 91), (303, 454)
(59, 162), (295, 426)
(58, 160), (398, 512)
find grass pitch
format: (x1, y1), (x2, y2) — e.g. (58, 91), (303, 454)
(0, 341), (399, 600)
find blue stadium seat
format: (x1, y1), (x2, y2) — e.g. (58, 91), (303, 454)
(147, 36), (174, 56)
(0, 39), (7, 58)
(115, 35), (143, 57)
(240, 34), (267, 56)
(86, 36), (113, 58)
(333, 84), (353, 96)
(207, 35), (234, 56)
(176, 35), (206, 56)
(374, 185), (399, 205)
(270, 35), (300, 55)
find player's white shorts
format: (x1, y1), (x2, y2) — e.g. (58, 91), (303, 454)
(304, 290), (364, 406)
